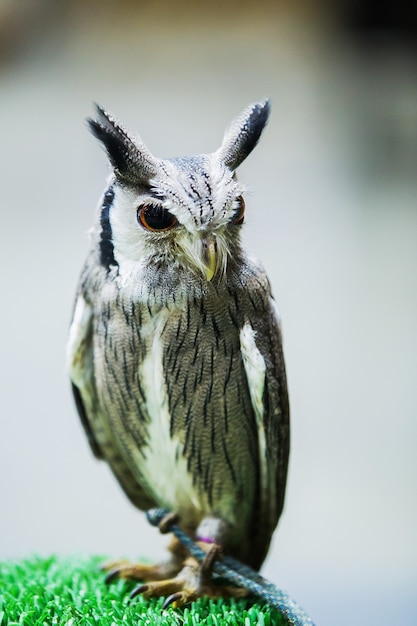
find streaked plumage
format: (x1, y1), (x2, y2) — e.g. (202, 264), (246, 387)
(67, 100), (289, 573)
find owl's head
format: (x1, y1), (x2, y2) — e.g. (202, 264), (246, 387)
(88, 101), (270, 283)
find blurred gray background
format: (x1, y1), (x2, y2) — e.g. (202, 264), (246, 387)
(1, 1), (416, 625)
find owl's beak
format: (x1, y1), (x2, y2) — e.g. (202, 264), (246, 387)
(203, 239), (217, 282)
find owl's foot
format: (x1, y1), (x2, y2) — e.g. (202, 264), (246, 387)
(130, 549), (248, 608)
(102, 535), (187, 583)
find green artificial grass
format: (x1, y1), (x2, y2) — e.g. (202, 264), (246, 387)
(0, 556), (286, 626)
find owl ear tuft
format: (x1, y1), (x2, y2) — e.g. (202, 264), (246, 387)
(216, 99), (270, 171)
(87, 104), (159, 183)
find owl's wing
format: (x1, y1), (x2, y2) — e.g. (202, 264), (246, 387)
(240, 275), (290, 561)
(67, 289), (155, 510)
(67, 293), (103, 459)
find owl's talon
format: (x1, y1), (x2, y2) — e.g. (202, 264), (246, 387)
(162, 592), (183, 609)
(104, 567), (123, 584)
(130, 584), (149, 600)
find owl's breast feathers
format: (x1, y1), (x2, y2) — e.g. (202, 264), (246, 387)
(69, 259), (289, 568)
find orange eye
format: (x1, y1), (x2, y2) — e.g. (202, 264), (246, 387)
(137, 203), (178, 232)
(231, 195), (245, 225)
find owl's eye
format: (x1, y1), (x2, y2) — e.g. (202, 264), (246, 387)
(137, 203), (178, 232)
(231, 195), (245, 225)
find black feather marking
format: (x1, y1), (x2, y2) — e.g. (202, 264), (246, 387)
(88, 105), (137, 178)
(170, 385), (182, 412)
(175, 329), (189, 355)
(186, 302), (191, 329)
(202, 386), (210, 427)
(227, 305), (239, 328)
(221, 100), (271, 170)
(239, 100), (270, 160)
(191, 366), (200, 393)
(88, 118), (131, 175)
(174, 362), (183, 384)
(184, 404), (193, 428)
(231, 288), (240, 311)
(188, 176), (202, 201)
(208, 346), (214, 401)
(167, 344), (179, 371)
(197, 446), (203, 476)
(71, 383), (103, 459)
(211, 315), (221, 348)
(193, 321), (201, 348)
(102, 311), (109, 342)
(197, 357), (205, 385)
(202, 171), (212, 198)
(121, 349), (133, 400)
(210, 412), (216, 453)
(99, 186), (118, 272)
(191, 341), (199, 366)
(223, 350), (234, 393)
(221, 437), (236, 484)
(187, 430), (197, 478)
(203, 458), (210, 492)
(88, 104), (159, 183)
(183, 414), (192, 454)
(121, 302), (131, 326)
(182, 377), (188, 406)
(223, 396), (229, 433)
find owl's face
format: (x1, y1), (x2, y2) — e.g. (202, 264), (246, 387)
(89, 101), (270, 283)
(108, 155), (246, 282)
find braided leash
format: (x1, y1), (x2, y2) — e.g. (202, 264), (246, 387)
(146, 508), (316, 626)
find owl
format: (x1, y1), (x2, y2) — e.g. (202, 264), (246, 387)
(67, 100), (290, 604)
